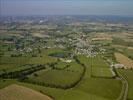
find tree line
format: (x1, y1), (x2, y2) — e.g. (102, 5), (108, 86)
(23, 57), (86, 89)
(0, 64), (45, 80)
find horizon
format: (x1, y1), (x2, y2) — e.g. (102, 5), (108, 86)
(1, 0), (133, 16)
(1, 15), (133, 18)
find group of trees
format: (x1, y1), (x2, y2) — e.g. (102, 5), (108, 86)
(23, 57), (86, 89)
(11, 53), (22, 57)
(53, 64), (70, 70)
(74, 56), (86, 78)
(0, 64), (45, 80)
(23, 77), (82, 89)
(0, 57), (86, 89)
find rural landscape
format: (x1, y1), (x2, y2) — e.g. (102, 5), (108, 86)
(0, 0), (133, 100)
(0, 15), (133, 100)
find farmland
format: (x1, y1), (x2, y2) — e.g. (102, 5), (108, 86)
(80, 55), (115, 78)
(115, 53), (133, 69)
(117, 69), (133, 100)
(0, 55), (122, 100)
(0, 84), (52, 100)
(113, 45), (133, 59)
(0, 15), (133, 100)
(25, 69), (82, 89)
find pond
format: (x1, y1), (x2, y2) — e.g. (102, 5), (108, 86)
(49, 52), (71, 58)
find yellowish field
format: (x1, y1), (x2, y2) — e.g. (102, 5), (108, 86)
(115, 53), (133, 69)
(92, 33), (112, 41)
(32, 33), (49, 38)
(0, 84), (52, 100)
(113, 45), (133, 50)
(92, 37), (112, 41)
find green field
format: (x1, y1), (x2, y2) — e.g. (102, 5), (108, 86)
(90, 56), (110, 68)
(92, 67), (114, 78)
(26, 69), (82, 88)
(0, 55), (122, 100)
(0, 56), (57, 73)
(118, 69), (133, 100)
(75, 55), (122, 99)
(0, 64), (32, 73)
(1, 15), (133, 100)
(54, 62), (69, 69)
(79, 55), (115, 78)
(66, 61), (84, 73)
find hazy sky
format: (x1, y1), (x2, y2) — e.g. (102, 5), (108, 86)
(1, 0), (133, 16)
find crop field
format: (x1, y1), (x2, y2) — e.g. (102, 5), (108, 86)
(117, 69), (133, 100)
(0, 41), (122, 100)
(0, 54), (57, 73)
(41, 48), (64, 56)
(0, 55), (122, 100)
(54, 62), (69, 69)
(0, 15), (133, 100)
(66, 62), (84, 73)
(123, 49), (133, 60)
(85, 55), (115, 78)
(0, 57), (30, 64)
(90, 56), (109, 68)
(0, 64), (33, 73)
(0, 56), (57, 65)
(70, 55), (122, 99)
(113, 45), (133, 59)
(115, 52), (133, 69)
(28, 56), (57, 64)
(0, 64), (22, 72)
(91, 67), (114, 78)
(92, 37), (112, 41)
(92, 40), (112, 45)
(0, 84), (52, 100)
(91, 34), (112, 45)
(26, 69), (82, 88)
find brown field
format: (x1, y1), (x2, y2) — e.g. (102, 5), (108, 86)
(115, 53), (133, 69)
(122, 32), (133, 38)
(0, 84), (52, 100)
(113, 45), (133, 50)
(92, 33), (112, 41)
(92, 37), (112, 41)
(32, 33), (50, 38)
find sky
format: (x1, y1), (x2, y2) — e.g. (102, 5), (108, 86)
(0, 0), (133, 16)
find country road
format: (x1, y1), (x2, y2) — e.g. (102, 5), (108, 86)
(117, 71), (128, 100)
